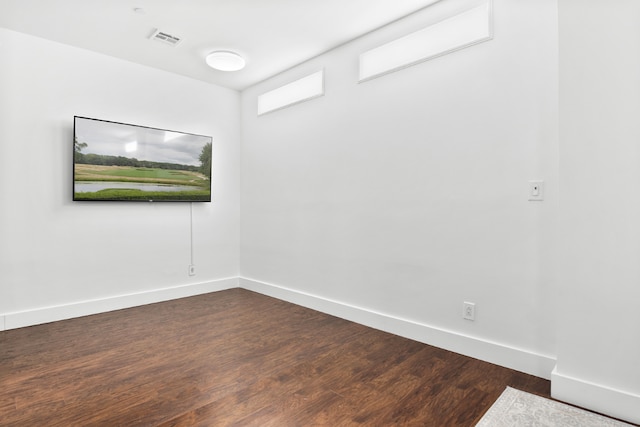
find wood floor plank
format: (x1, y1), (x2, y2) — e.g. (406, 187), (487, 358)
(0, 289), (550, 426)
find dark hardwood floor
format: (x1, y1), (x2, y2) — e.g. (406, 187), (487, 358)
(0, 288), (549, 426)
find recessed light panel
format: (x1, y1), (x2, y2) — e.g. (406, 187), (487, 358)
(257, 70), (325, 116)
(359, 1), (493, 82)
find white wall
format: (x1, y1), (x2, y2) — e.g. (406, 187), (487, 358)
(241, 0), (558, 378)
(0, 28), (240, 329)
(554, 0), (640, 423)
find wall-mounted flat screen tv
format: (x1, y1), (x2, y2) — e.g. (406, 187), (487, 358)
(73, 116), (212, 202)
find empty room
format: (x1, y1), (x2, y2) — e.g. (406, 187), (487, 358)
(1, 0), (639, 425)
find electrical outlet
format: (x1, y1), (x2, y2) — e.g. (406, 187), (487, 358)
(463, 302), (476, 321)
(188, 265), (196, 276)
(528, 180), (544, 201)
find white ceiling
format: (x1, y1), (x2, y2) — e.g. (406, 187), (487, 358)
(0, 0), (440, 91)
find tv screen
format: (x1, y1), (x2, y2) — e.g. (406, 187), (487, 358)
(73, 116), (212, 202)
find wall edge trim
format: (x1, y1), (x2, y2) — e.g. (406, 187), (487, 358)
(2, 277), (239, 330)
(239, 277), (556, 379)
(551, 366), (640, 424)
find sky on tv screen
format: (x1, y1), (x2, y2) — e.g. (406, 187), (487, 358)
(75, 118), (210, 167)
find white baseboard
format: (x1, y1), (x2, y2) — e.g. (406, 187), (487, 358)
(2, 277), (239, 330)
(551, 367), (640, 425)
(239, 277), (556, 379)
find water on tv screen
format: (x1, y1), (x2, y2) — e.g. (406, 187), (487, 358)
(73, 116), (212, 202)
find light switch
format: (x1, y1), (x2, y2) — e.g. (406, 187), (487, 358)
(528, 180), (544, 201)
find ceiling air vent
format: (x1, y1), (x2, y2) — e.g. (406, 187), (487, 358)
(149, 29), (182, 47)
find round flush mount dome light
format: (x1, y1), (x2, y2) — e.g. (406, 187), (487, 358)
(205, 50), (246, 71)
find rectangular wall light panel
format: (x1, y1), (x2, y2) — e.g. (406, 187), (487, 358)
(258, 70), (324, 115)
(359, 1), (492, 82)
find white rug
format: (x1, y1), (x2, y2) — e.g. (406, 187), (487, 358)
(476, 387), (634, 427)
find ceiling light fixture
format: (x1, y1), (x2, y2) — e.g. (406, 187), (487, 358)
(205, 51), (246, 71)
